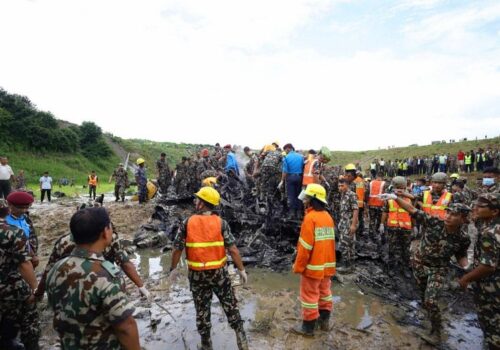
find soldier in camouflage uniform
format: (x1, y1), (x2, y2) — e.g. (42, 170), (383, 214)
(110, 163), (129, 202)
(477, 167), (499, 196)
(243, 146), (258, 191)
(322, 165), (340, 221)
(46, 207), (140, 349)
(387, 192), (470, 339)
(255, 149), (282, 214)
(197, 149), (218, 182)
(156, 153), (172, 195)
(452, 180), (473, 206)
(0, 198), (39, 350)
(170, 187), (248, 350)
(337, 178), (359, 273)
(458, 193), (499, 349)
(174, 157), (190, 197)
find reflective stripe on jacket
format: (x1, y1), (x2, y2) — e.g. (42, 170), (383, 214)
(368, 180), (385, 207)
(354, 177), (365, 208)
(387, 198), (412, 230)
(88, 175), (97, 186)
(422, 190), (452, 220)
(186, 215), (227, 271)
(302, 159), (318, 186)
(293, 208), (336, 279)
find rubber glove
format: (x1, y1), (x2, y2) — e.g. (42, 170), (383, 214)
(238, 269), (248, 284)
(378, 193), (397, 200)
(378, 224), (385, 234)
(138, 286), (151, 299)
(277, 181), (284, 190)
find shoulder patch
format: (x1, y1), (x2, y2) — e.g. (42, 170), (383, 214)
(101, 260), (120, 277)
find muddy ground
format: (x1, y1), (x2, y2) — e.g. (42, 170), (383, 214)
(29, 195), (484, 350)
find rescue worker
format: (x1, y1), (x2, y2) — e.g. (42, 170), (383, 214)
(243, 147), (258, 191)
(156, 152), (172, 194)
(344, 164), (366, 237)
(417, 171), (453, 221)
(197, 149), (218, 183)
(46, 207), (140, 349)
(477, 167), (499, 195)
(109, 163), (129, 202)
(0, 198), (39, 350)
(174, 157), (189, 197)
(170, 187), (248, 350)
(302, 150), (319, 187)
(255, 147), (282, 214)
(366, 172), (387, 246)
(337, 178), (359, 273)
(291, 184), (335, 337)
(280, 143), (304, 219)
(135, 158), (147, 204)
(88, 170), (99, 200)
(380, 176), (413, 278)
(457, 193), (499, 350)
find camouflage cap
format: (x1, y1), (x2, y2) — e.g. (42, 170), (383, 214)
(477, 193), (500, 209)
(446, 203), (471, 214)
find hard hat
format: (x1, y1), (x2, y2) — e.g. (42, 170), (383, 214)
(136, 158), (145, 165)
(298, 183), (327, 204)
(345, 163), (356, 171)
(431, 172), (448, 183)
(450, 173), (459, 179)
(262, 144), (275, 153)
(195, 186), (220, 206)
(392, 176), (406, 187)
(201, 177), (217, 188)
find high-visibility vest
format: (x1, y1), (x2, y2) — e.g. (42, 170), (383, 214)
(368, 180), (385, 207)
(302, 159), (318, 186)
(422, 190), (452, 220)
(88, 175), (97, 186)
(387, 198), (412, 230)
(294, 208), (336, 279)
(185, 215), (227, 271)
(465, 155), (472, 165)
(353, 177), (365, 208)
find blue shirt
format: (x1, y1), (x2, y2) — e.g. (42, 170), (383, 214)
(225, 152), (240, 176)
(6, 214), (31, 238)
(134, 167), (147, 185)
(282, 151), (304, 174)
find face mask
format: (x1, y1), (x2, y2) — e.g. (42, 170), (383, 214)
(482, 178), (495, 186)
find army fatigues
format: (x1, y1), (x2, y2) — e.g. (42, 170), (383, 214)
(135, 166), (147, 203)
(258, 150), (282, 212)
(46, 247), (135, 349)
(174, 162), (190, 196)
(382, 203), (412, 270)
(338, 190), (358, 265)
(156, 159), (172, 194)
(244, 154), (258, 190)
(111, 168), (128, 201)
(0, 218), (40, 350)
(173, 217), (244, 337)
(322, 166), (340, 221)
(472, 216), (499, 349)
(411, 210), (470, 332)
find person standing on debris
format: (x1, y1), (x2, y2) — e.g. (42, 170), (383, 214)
(39, 171), (53, 202)
(88, 170), (99, 200)
(223, 144), (240, 176)
(156, 152), (172, 195)
(109, 163), (129, 202)
(243, 147), (258, 191)
(302, 150), (319, 187)
(366, 172), (387, 247)
(0, 199), (40, 350)
(380, 176), (414, 278)
(280, 143), (304, 219)
(457, 193), (499, 350)
(135, 158), (147, 204)
(337, 178), (359, 273)
(0, 156), (15, 199)
(382, 191), (470, 342)
(46, 207), (140, 349)
(169, 187), (249, 350)
(345, 164), (366, 237)
(255, 146), (282, 214)
(291, 184), (335, 337)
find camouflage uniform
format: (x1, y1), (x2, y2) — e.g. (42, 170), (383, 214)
(382, 202), (412, 270)
(174, 162), (189, 196)
(411, 207), (470, 332)
(173, 216), (244, 337)
(46, 247), (135, 349)
(452, 190), (473, 206)
(36, 227), (130, 296)
(471, 197), (499, 349)
(322, 166), (339, 221)
(197, 158), (216, 181)
(258, 150), (282, 211)
(111, 167), (128, 201)
(0, 218), (40, 350)
(134, 166), (147, 203)
(156, 158), (172, 194)
(338, 190), (358, 265)
(244, 154), (258, 190)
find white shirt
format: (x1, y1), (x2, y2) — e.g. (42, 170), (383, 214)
(0, 164), (14, 180)
(379, 160), (385, 166)
(39, 176), (53, 189)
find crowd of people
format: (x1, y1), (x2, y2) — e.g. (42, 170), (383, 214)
(0, 141), (498, 350)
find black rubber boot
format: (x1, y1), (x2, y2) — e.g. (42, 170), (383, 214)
(235, 327), (249, 350)
(317, 310), (331, 331)
(290, 319), (316, 337)
(199, 334), (213, 350)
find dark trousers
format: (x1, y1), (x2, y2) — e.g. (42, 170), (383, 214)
(89, 185), (96, 199)
(0, 180), (11, 199)
(41, 189), (51, 202)
(286, 174), (303, 212)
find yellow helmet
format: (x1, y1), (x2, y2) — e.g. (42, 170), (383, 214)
(262, 144), (276, 153)
(345, 163), (356, 171)
(450, 173), (459, 179)
(201, 177), (217, 188)
(298, 183), (327, 204)
(136, 158), (145, 165)
(195, 186), (220, 206)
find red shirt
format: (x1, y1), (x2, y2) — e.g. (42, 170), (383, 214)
(457, 151), (465, 161)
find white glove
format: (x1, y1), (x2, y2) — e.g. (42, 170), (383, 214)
(238, 269), (248, 284)
(377, 193), (397, 200)
(138, 286), (150, 299)
(378, 224), (385, 234)
(168, 268), (180, 283)
(277, 181), (284, 190)
(324, 182), (331, 189)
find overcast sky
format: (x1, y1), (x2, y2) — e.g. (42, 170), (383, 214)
(1, 0), (499, 151)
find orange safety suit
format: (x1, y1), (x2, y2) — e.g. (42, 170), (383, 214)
(367, 180), (385, 207)
(422, 190), (452, 220)
(185, 215), (227, 271)
(88, 175), (98, 186)
(353, 176), (365, 208)
(302, 158), (319, 186)
(293, 208), (336, 321)
(387, 198), (412, 230)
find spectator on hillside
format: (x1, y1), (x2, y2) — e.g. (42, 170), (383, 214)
(0, 156), (15, 199)
(476, 149), (485, 172)
(39, 171), (53, 202)
(457, 150), (465, 172)
(438, 154), (447, 172)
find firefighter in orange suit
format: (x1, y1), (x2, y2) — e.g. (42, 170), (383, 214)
(291, 184), (336, 337)
(170, 187), (249, 350)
